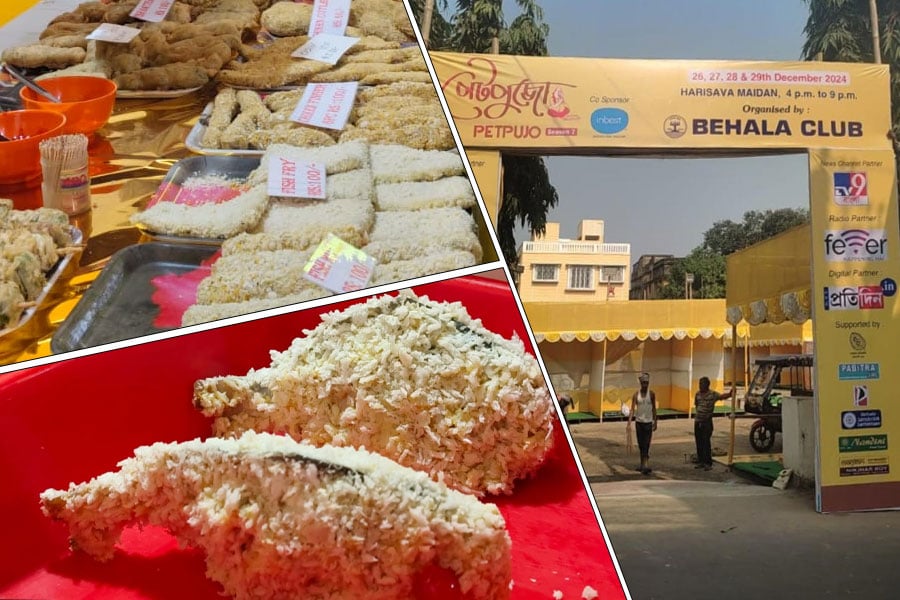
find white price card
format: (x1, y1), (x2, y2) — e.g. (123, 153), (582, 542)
(267, 156), (327, 199)
(308, 0), (351, 36)
(290, 82), (358, 131)
(129, 0), (174, 23)
(303, 234), (376, 293)
(291, 34), (359, 65)
(86, 23), (141, 44)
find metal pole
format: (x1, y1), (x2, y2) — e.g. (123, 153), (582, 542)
(687, 338), (694, 419)
(421, 0), (435, 48)
(599, 339), (608, 422)
(870, 0), (882, 64)
(728, 323), (738, 466)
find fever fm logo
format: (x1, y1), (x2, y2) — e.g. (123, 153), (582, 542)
(833, 172), (868, 205)
(824, 229), (887, 261)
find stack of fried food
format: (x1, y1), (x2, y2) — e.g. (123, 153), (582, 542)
(3, 0), (269, 90)
(0, 201), (80, 330)
(134, 141), (480, 326)
(199, 81), (453, 152)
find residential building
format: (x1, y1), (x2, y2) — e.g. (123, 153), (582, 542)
(630, 254), (678, 300)
(517, 220), (631, 302)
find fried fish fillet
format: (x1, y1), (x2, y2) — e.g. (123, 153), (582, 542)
(193, 291), (555, 497)
(40, 431), (512, 600)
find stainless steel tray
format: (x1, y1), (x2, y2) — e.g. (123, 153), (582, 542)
(51, 242), (218, 353)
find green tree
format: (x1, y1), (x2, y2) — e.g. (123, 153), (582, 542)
(801, 0), (900, 142)
(661, 208), (810, 299)
(412, 0), (558, 266)
(703, 208), (810, 256)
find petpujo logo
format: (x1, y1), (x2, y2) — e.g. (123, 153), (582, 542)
(591, 108), (628, 134)
(663, 115), (687, 138)
(824, 229), (887, 261)
(833, 172), (869, 205)
(824, 286), (884, 310)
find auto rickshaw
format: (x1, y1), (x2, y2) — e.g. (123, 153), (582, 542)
(742, 354), (814, 452)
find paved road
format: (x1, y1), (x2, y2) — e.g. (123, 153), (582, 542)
(571, 419), (900, 599)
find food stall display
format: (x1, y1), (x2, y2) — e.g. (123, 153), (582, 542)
(0, 0), (490, 364)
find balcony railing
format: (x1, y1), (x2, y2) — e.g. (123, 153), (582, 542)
(522, 241), (631, 255)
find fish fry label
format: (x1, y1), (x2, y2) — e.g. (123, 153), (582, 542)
(292, 34), (359, 65)
(308, 0), (351, 36)
(86, 24), (141, 44)
(290, 82), (358, 131)
(303, 234), (376, 293)
(267, 156), (327, 200)
(129, 0), (174, 23)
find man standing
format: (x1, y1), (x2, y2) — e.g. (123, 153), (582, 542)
(693, 376), (735, 471)
(627, 372), (657, 475)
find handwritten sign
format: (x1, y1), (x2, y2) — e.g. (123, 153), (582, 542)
(267, 156), (327, 199)
(291, 34), (359, 65)
(129, 0), (174, 23)
(308, 0), (351, 36)
(86, 23), (141, 44)
(290, 82), (358, 131)
(303, 234), (376, 293)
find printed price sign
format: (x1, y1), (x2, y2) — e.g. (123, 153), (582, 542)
(308, 0), (351, 36)
(86, 23), (141, 44)
(303, 234), (376, 293)
(290, 82), (358, 131)
(129, 0), (174, 23)
(267, 156), (327, 199)
(291, 34), (359, 65)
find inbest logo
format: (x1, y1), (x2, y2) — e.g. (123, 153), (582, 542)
(824, 230), (887, 261)
(591, 108), (629, 134)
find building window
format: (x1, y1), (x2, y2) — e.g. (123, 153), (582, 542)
(532, 264), (559, 282)
(567, 265), (593, 290)
(599, 266), (625, 283)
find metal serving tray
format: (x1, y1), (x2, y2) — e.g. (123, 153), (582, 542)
(51, 242), (218, 353)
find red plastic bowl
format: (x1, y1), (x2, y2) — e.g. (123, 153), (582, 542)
(0, 109), (67, 185)
(20, 76), (117, 136)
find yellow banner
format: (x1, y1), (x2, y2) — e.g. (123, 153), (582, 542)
(431, 52), (893, 152)
(465, 149), (503, 226)
(809, 149), (900, 510)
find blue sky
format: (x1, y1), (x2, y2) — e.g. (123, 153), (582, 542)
(491, 0), (814, 259)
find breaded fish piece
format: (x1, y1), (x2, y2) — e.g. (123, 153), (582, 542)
(193, 291), (555, 497)
(369, 144), (465, 184)
(181, 289), (333, 326)
(40, 431), (512, 600)
(374, 176), (476, 212)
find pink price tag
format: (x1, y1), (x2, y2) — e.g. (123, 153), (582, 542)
(129, 0), (174, 23)
(289, 82), (358, 131)
(308, 0), (351, 36)
(267, 157), (327, 199)
(303, 234), (376, 293)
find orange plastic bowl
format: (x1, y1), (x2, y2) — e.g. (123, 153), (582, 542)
(0, 109), (68, 185)
(19, 76), (117, 136)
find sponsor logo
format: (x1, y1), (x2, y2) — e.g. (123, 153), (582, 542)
(839, 434), (888, 452)
(849, 331), (867, 354)
(590, 108), (628, 134)
(663, 115), (687, 138)
(881, 277), (897, 297)
(833, 172), (869, 205)
(840, 464), (889, 477)
(841, 409), (882, 430)
(824, 230), (887, 261)
(853, 385), (869, 407)
(838, 362), (880, 381)
(823, 286), (884, 310)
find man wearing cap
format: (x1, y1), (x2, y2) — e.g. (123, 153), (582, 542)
(627, 372), (657, 475)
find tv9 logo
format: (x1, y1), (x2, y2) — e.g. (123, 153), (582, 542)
(833, 172), (868, 205)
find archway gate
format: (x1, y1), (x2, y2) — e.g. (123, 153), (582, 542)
(430, 51), (899, 513)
